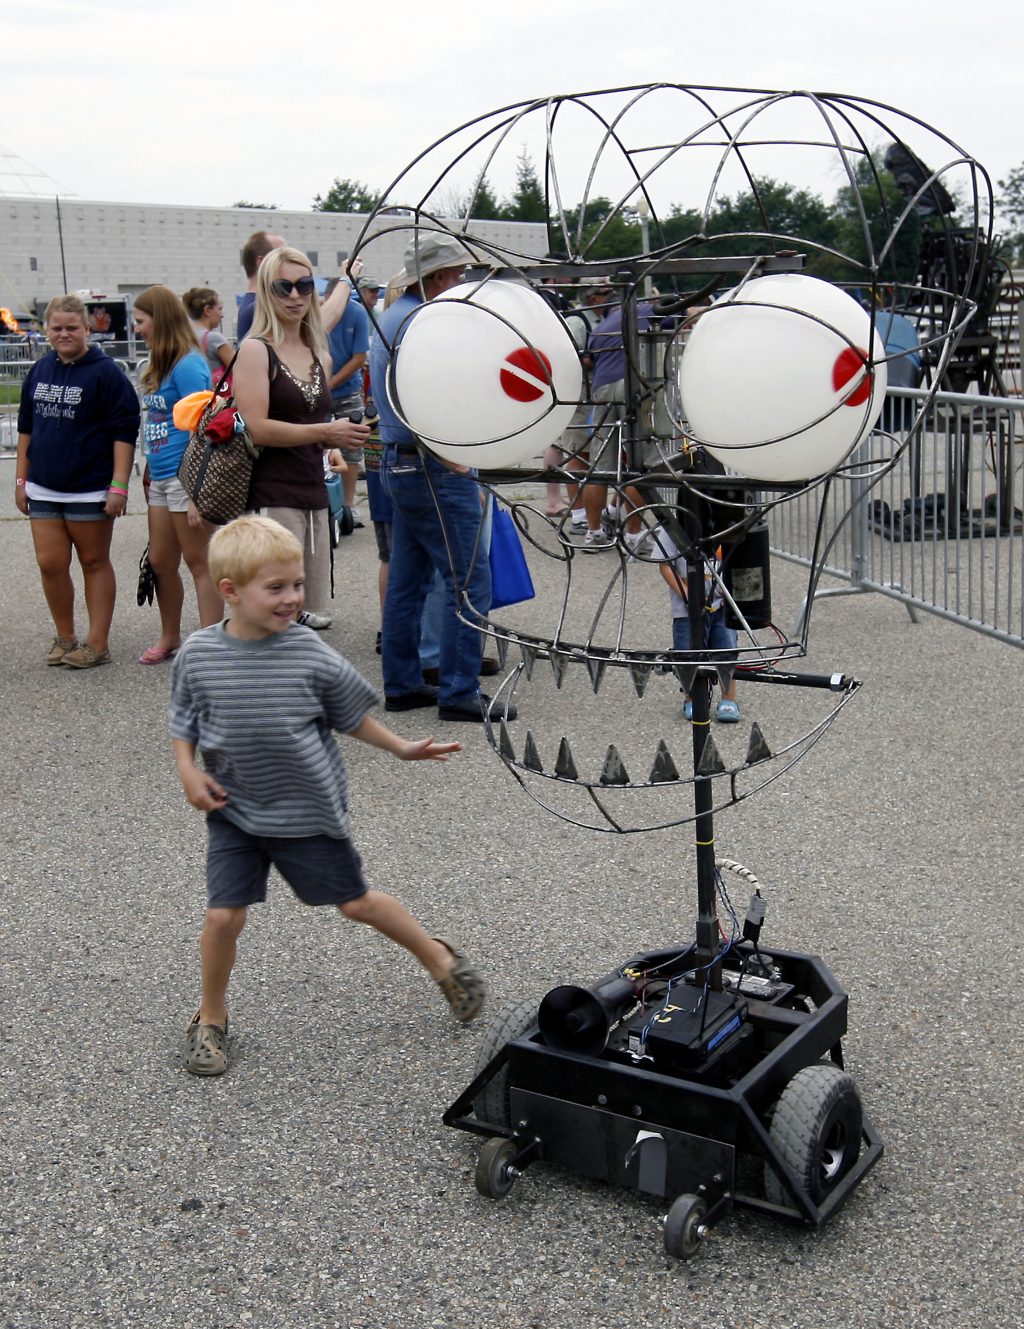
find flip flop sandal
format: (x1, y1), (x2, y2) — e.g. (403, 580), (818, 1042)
(434, 937), (486, 1023)
(138, 645), (179, 666)
(184, 1008), (229, 1076)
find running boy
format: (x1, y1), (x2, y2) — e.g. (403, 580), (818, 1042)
(170, 515), (484, 1076)
(652, 526), (740, 723)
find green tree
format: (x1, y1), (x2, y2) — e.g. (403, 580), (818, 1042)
(464, 175), (504, 220)
(504, 148), (548, 223)
(831, 154), (926, 286)
(313, 178), (381, 213)
(651, 181), (839, 290)
(558, 196), (642, 261)
(996, 164), (1024, 263)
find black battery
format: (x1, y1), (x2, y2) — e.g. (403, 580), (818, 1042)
(723, 518), (772, 629)
(641, 990), (748, 1073)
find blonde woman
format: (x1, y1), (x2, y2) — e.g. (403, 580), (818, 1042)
(133, 285), (221, 663)
(232, 247), (369, 629)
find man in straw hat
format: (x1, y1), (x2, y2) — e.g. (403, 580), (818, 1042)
(368, 234), (517, 724)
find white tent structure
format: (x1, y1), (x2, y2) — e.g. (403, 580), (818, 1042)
(0, 145), (76, 199)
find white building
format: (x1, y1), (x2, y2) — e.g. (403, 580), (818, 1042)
(1, 195), (548, 336)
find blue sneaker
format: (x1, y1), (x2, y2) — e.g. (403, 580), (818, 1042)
(716, 699), (741, 723)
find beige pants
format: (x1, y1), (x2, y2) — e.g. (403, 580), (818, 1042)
(256, 506), (332, 614)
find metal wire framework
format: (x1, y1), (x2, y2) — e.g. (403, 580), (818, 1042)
(353, 85), (990, 833)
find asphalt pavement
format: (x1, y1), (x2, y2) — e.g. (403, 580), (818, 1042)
(1, 463), (1021, 1329)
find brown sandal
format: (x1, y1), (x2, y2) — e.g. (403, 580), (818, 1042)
(434, 938), (486, 1023)
(184, 1008), (229, 1076)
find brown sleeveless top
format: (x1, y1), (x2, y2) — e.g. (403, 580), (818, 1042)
(248, 340), (331, 511)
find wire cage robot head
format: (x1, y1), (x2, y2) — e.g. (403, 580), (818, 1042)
(359, 84), (990, 834)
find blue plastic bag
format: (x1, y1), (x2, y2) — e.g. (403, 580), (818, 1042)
(489, 506), (535, 611)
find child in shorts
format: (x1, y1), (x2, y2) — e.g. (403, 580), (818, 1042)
(652, 526), (740, 723)
(170, 515), (484, 1077)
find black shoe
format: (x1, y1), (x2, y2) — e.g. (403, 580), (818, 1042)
(438, 692), (518, 723)
(384, 687), (439, 712)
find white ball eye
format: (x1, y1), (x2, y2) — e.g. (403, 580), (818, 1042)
(389, 280), (584, 468)
(679, 274), (888, 482)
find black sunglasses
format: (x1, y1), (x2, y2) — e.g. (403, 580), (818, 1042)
(270, 277), (316, 299)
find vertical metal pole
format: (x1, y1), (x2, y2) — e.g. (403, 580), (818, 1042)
(637, 198), (652, 299)
(55, 197), (68, 293)
(683, 518), (721, 989)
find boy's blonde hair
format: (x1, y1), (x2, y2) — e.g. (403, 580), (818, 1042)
(208, 516), (303, 588)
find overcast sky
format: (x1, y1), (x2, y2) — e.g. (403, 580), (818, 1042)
(5, 0), (1021, 228)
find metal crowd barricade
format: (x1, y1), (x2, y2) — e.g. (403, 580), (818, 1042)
(1, 341), (141, 455)
(771, 387), (1024, 648)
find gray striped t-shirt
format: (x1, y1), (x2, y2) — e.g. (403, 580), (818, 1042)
(169, 622), (379, 839)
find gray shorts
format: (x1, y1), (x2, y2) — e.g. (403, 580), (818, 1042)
(147, 475), (192, 512)
(589, 381), (626, 471)
(206, 812), (368, 908)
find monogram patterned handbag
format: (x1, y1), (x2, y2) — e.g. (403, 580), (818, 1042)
(177, 349), (261, 525)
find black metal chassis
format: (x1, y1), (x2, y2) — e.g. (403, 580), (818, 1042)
(444, 942), (883, 1232)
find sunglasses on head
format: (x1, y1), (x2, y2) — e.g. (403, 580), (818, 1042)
(270, 277), (316, 299)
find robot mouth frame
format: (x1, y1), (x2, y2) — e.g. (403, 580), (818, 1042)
(475, 645), (860, 834)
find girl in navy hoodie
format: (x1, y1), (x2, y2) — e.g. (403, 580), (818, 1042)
(15, 294), (140, 668)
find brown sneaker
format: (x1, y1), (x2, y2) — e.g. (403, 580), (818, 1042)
(61, 644), (111, 669)
(434, 937), (486, 1022)
(183, 1009), (229, 1076)
(46, 636), (78, 666)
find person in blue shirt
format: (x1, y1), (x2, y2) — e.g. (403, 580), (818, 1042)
(369, 235), (514, 723)
(133, 286), (219, 664)
(326, 281), (370, 517)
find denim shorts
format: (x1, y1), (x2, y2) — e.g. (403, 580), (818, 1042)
(29, 497), (108, 522)
(206, 812), (368, 908)
(147, 475), (191, 512)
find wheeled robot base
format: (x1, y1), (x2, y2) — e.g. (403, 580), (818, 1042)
(445, 941), (883, 1259)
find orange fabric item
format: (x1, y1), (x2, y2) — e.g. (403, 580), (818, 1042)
(172, 391), (215, 431)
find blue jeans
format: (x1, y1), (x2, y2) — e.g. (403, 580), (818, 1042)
(419, 570), (444, 671)
(672, 610), (737, 686)
(381, 446), (491, 706)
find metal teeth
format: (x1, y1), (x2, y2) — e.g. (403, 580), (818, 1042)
(673, 664), (698, 694)
(520, 642), (538, 680)
(554, 737), (579, 781)
(498, 720), (516, 762)
(495, 635), (510, 668)
(523, 730), (544, 773)
(549, 651), (570, 689)
(599, 744), (630, 786)
(746, 722), (772, 765)
(649, 739), (680, 783)
(585, 656), (607, 694)
(628, 661), (654, 698)
(697, 732), (725, 776)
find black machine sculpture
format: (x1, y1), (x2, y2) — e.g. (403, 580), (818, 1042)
(352, 85), (989, 1258)
(885, 141), (1010, 396)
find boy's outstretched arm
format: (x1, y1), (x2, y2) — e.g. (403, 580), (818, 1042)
(350, 714), (462, 763)
(173, 738), (229, 811)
